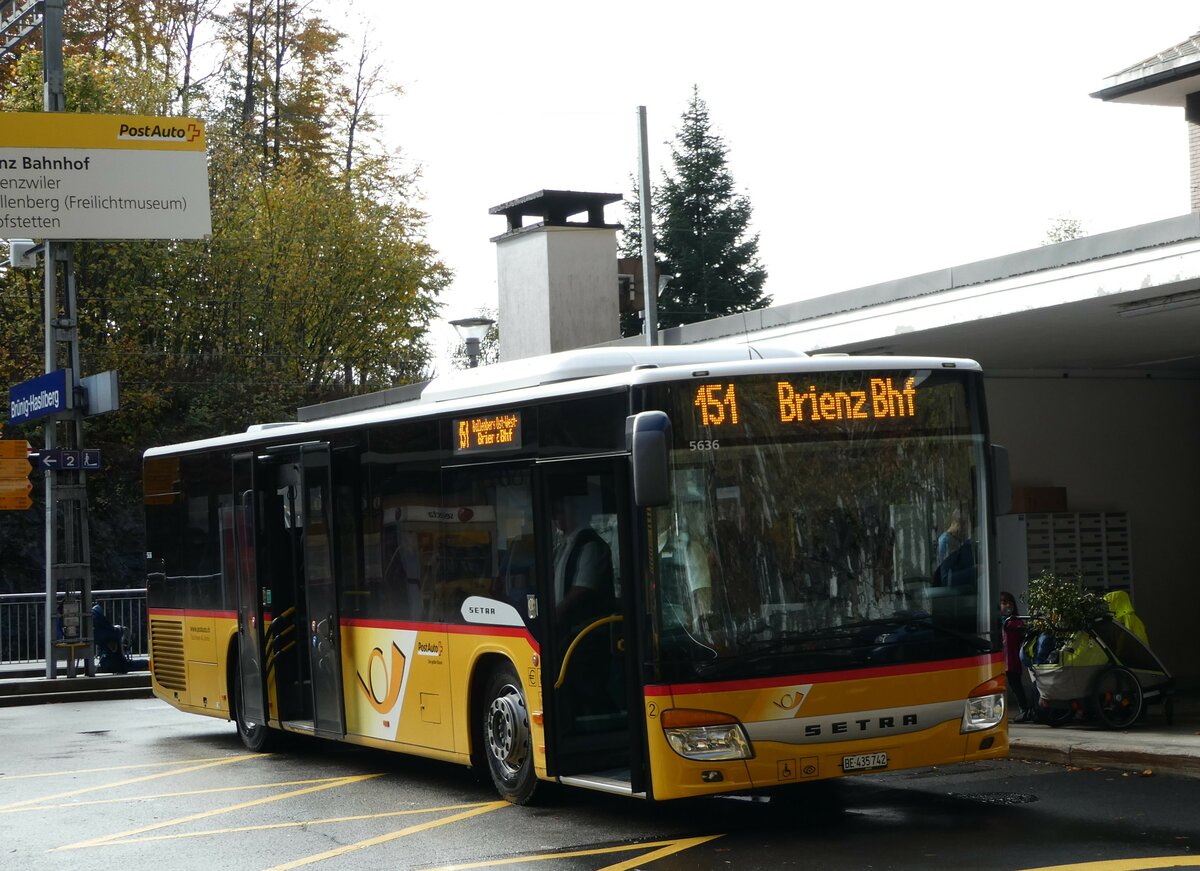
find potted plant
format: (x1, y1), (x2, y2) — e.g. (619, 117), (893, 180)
(1023, 570), (1110, 647)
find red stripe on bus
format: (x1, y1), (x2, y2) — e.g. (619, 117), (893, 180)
(340, 618), (539, 651)
(147, 607), (236, 619)
(149, 609), (537, 649)
(643, 653), (1003, 697)
(147, 609), (535, 645)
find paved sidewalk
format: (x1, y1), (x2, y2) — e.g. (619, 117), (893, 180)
(1008, 688), (1200, 779)
(0, 661), (151, 706)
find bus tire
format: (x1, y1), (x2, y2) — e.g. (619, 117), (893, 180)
(234, 657), (278, 753)
(481, 663), (538, 805)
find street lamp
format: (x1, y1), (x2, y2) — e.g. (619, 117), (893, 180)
(450, 316), (495, 368)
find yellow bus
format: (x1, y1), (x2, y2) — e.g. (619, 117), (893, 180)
(144, 345), (1009, 803)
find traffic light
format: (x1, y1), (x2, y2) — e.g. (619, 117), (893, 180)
(0, 432), (33, 511)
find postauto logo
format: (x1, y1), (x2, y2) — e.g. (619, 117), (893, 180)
(116, 121), (203, 144)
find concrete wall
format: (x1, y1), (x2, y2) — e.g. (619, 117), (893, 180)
(496, 232), (553, 363)
(986, 376), (1200, 681)
(497, 226), (619, 361)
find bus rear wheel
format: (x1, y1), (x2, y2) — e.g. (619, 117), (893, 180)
(234, 658), (278, 753)
(481, 663), (537, 804)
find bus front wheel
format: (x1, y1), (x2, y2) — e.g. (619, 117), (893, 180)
(481, 663), (537, 804)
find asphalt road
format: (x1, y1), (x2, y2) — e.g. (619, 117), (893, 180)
(1, 698), (1198, 871)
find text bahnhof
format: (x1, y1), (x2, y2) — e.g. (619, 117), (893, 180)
(0, 155), (92, 171)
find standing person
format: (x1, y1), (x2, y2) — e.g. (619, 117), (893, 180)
(549, 485), (616, 721)
(551, 494), (614, 629)
(998, 591), (1032, 723)
(936, 509), (976, 586)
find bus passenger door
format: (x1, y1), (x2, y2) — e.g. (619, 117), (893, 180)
(300, 444), (346, 739)
(538, 460), (633, 779)
(232, 452), (268, 728)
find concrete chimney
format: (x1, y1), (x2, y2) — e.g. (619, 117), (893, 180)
(489, 190), (622, 362)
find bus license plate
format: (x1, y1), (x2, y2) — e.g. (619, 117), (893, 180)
(842, 751), (888, 772)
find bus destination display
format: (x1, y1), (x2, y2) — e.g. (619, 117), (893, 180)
(693, 376), (920, 427)
(453, 411), (522, 454)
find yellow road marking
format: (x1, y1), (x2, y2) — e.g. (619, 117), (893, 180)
(423, 835), (723, 870)
(1023, 862), (1200, 871)
(599, 836), (724, 871)
(265, 800), (510, 871)
(83, 802), (497, 847)
(53, 773), (382, 851)
(0, 776), (354, 813)
(0, 754), (260, 812)
(0, 754), (256, 781)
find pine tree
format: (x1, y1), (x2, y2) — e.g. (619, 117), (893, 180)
(652, 86), (769, 330)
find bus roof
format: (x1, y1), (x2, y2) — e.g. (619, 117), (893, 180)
(144, 345), (980, 458)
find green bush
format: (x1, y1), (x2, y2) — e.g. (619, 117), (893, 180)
(1023, 571), (1110, 644)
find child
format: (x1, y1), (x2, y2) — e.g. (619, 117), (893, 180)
(998, 592), (1032, 723)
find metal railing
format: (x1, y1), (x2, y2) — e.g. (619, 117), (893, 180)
(0, 588), (147, 664)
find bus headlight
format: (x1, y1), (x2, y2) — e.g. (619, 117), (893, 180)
(962, 692), (1005, 733)
(661, 709), (753, 761)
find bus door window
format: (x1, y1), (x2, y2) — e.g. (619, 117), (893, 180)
(546, 470), (623, 734)
(262, 461), (306, 719)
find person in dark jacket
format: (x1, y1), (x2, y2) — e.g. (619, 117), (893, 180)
(998, 591), (1032, 722)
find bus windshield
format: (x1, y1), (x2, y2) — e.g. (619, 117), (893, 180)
(645, 368), (992, 682)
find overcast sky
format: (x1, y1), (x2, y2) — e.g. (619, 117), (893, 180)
(361, 2), (1200, 369)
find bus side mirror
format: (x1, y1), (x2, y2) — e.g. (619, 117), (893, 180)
(627, 411), (671, 507)
(991, 444), (1011, 516)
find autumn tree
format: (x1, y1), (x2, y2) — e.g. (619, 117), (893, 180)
(0, 6), (450, 589)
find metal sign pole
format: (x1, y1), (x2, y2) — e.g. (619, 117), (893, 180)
(41, 244), (55, 675)
(40, 0), (62, 677)
(637, 106), (658, 347)
(36, 0), (91, 678)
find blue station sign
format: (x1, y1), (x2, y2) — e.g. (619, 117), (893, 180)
(8, 370), (71, 424)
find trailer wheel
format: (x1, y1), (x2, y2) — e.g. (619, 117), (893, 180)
(1091, 665), (1142, 729)
(481, 663), (538, 805)
(1042, 704), (1075, 727)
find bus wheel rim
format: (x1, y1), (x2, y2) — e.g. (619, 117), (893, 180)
(487, 685), (529, 775)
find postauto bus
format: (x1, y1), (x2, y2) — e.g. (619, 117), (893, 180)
(143, 345), (1009, 804)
